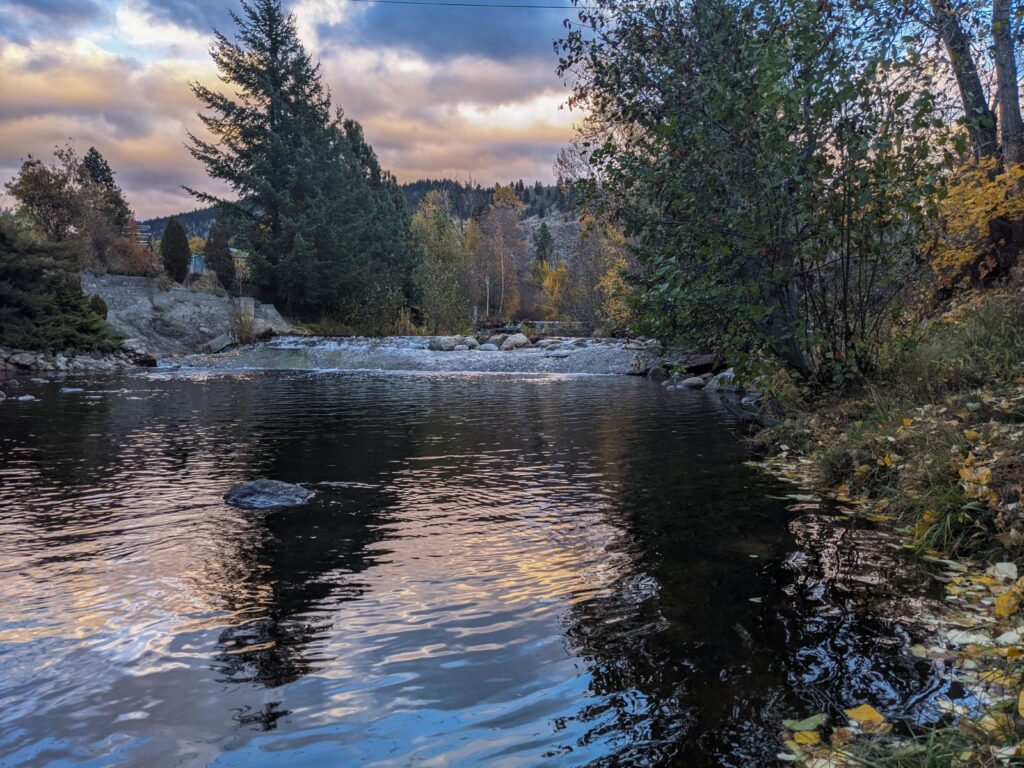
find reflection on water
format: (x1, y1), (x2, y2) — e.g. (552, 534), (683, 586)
(0, 370), (952, 766)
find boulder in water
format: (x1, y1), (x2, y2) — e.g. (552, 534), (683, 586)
(224, 479), (313, 509)
(428, 336), (459, 351)
(500, 333), (530, 351)
(680, 376), (706, 389)
(59, 387), (85, 395)
(478, 343), (499, 351)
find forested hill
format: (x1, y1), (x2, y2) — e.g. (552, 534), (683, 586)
(142, 179), (569, 239)
(143, 207), (219, 240)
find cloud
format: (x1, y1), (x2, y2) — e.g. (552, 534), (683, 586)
(0, 0), (106, 44)
(0, 0), (579, 218)
(323, 3), (571, 61)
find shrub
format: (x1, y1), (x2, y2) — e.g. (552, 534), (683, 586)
(88, 293), (108, 319)
(105, 236), (157, 276)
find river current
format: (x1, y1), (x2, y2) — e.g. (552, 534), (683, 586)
(0, 358), (955, 766)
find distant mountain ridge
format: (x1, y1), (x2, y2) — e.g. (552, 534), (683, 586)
(142, 179), (568, 239)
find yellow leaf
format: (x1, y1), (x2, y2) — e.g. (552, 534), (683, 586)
(995, 591), (1020, 619)
(964, 429), (981, 442)
(1018, 691), (1024, 718)
(793, 731), (821, 745)
(903, 417), (914, 427)
(845, 703), (885, 724)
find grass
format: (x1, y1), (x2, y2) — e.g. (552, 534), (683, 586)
(758, 284), (1024, 766)
(757, 285), (1024, 562)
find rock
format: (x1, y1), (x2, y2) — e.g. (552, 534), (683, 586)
(16, 394), (37, 402)
(678, 353), (720, 375)
(30, 377), (49, 384)
(9, 351), (39, 368)
(120, 338), (158, 366)
(59, 387), (85, 395)
(205, 333), (235, 354)
(741, 391), (764, 406)
(462, 336), (480, 350)
(705, 368), (743, 393)
(478, 343), (499, 351)
(488, 333), (509, 347)
(646, 365), (667, 379)
(223, 479), (313, 510)
(500, 333), (530, 351)
(428, 336), (459, 352)
(0, 391), (5, 400)
(7, 379), (19, 388)
(454, 344), (469, 351)
(989, 562), (1019, 583)
(681, 376), (706, 389)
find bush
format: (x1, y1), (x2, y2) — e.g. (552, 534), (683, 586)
(0, 214), (117, 351)
(105, 236), (157, 276)
(88, 293), (107, 320)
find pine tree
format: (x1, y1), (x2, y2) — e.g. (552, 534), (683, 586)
(204, 226), (235, 290)
(186, 0), (415, 319)
(160, 218), (190, 283)
(80, 147), (132, 228)
(0, 214), (115, 351)
(533, 222), (554, 264)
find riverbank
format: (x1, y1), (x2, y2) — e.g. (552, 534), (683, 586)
(752, 287), (1024, 765)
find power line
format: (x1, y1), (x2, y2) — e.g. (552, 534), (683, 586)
(340, 0), (591, 8)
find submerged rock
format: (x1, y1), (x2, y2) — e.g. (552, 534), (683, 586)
(223, 479), (313, 510)
(17, 394), (38, 402)
(478, 343), (499, 351)
(59, 387), (85, 395)
(681, 376), (706, 389)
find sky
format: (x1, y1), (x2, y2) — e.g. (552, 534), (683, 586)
(0, 0), (582, 219)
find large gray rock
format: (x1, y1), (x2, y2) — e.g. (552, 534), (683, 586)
(680, 376), (706, 389)
(223, 479), (313, 510)
(478, 343), (499, 351)
(9, 351), (39, 368)
(488, 333), (509, 347)
(500, 333), (530, 351)
(462, 336), (480, 350)
(205, 333), (234, 354)
(428, 336), (459, 352)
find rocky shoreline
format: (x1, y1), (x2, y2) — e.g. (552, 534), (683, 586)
(0, 338), (158, 377)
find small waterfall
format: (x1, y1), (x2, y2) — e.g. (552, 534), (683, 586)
(173, 336), (658, 376)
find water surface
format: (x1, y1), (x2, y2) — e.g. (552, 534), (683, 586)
(0, 368), (951, 766)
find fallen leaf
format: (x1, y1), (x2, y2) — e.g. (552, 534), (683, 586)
(995, 590), (1020, 619)
(792, 730), (821, 746)
(783, 713), (828, 731)
(845, 703), (885, 724)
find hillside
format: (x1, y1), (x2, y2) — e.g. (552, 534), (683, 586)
(143, 179), (570, 239)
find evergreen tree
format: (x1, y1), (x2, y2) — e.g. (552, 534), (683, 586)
(0, 213), (115, 351)
(160, 218), (190, 282)
(532, 222), (554, 264)
(204, 226), (235, 290)
(80, 147), (132, 228)
(186, 0), (415, 319)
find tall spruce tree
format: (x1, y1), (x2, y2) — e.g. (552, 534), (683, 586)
(186, 0), (414, 318)
(160, 218), (190, 283)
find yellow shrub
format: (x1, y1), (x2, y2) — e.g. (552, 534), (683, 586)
(933, 158), (1024, 282)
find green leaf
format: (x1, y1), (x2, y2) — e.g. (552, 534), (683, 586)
(782, 713), (827, 731)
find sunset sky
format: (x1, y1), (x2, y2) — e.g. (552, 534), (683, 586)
(0, 0), (580, 218)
